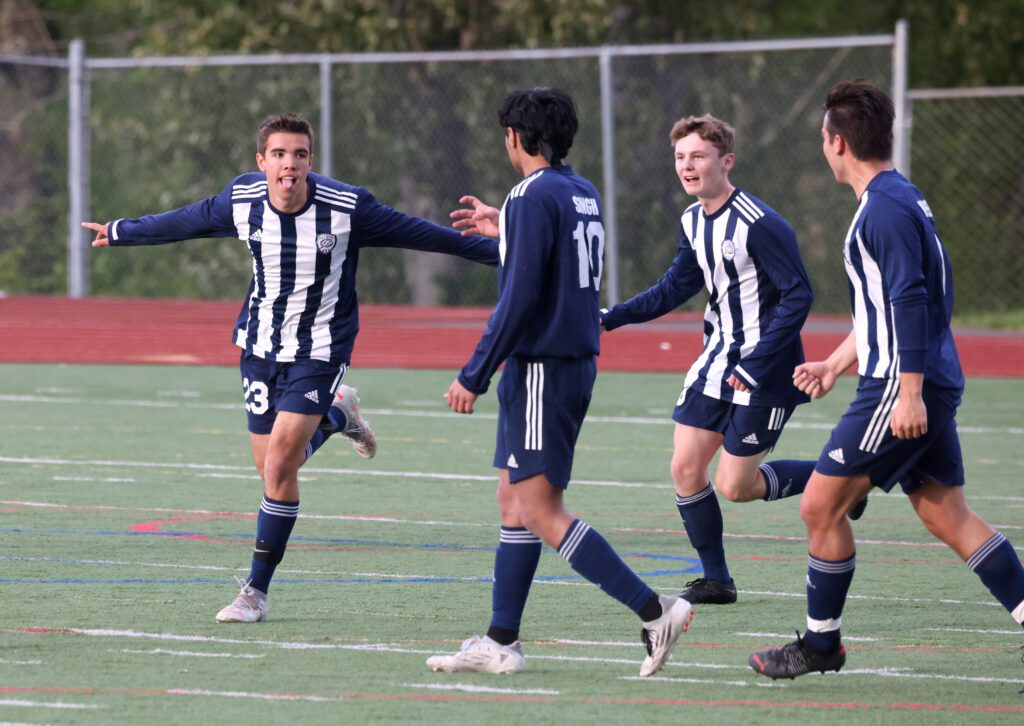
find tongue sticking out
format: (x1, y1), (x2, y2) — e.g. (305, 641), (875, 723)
(281, 178), (294, 190)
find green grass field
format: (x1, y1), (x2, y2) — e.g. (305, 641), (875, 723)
(1, 363), (1023, 724)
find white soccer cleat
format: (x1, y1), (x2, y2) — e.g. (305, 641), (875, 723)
(639, 595), (694, 677)
(215, 578), (268, 623)
(330, 384), (377, 459)
(426, 636), (525, 674)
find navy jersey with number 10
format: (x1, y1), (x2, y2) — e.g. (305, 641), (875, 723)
(458, 165), (604, 393)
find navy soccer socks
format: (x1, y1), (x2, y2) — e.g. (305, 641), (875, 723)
(803, 553), (856, 654)
(675, 483), (730, 583)
(968, 532), (1024, 627)
(558, 519), (661, 621)
(487, 526), (543, 646)
(759, 460), (814, 501)
(246, 495), (299, 594)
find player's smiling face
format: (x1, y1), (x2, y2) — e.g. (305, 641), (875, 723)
(257, 131), (312, 213)
(674, 133), (733, 201)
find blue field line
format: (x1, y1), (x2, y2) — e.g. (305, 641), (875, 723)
(0, 567), (699, 585)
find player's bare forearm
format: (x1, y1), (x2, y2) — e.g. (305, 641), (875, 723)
(825, 330), (858, 377)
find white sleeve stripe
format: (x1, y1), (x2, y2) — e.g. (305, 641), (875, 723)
(735, 192), (764, 219)
(110, 219), (122, 240)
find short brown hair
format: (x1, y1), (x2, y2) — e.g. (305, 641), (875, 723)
(669, 114), (735, 157)
(257, 113), (314, 156)
(824, 80), (893, 161)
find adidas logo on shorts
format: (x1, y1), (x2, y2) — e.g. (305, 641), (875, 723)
(828, 447), (845, 464)
(742, 433), (759, 445)
(507, 454), (519, 468)
(304, 390), (320, 404)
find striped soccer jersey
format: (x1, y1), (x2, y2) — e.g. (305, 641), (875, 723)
(841, 170), (963, 396)
(458, 164), (604, 394)
(108, 171), (498, 365)
(602, 189), (812, 407)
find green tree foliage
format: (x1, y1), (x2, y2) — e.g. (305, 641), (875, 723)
(3, 0), (1021, 305)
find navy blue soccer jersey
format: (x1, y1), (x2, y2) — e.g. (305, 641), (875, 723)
(842, 170), (963, 396)
(108, 171), (499, 365)
(602, 189), (812, 408)
(458, 165), (604, 394)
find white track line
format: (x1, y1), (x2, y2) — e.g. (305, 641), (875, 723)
(4, 393), (1024, 435)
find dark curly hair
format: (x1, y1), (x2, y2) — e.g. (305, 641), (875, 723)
(498, 87), (578, 165)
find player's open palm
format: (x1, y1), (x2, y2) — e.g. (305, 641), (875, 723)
(793, 361), (837, 399)
(450, 196), (500, 238)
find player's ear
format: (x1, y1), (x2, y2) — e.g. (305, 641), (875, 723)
(256, 153), (267, 171)
(722, 152), (736, 172)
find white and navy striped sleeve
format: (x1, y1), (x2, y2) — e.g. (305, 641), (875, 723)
(108, 181), (238, 246)
(730, 214), (814, 389)
(600, 224), (705, 331)
(861, 195), (929, 373)
(351, 193), (499, 266)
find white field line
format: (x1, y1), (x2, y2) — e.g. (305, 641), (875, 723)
(620, 675), (760, 687)
(0, 698), (100, 710)
(119, 648), (265, 659)
(403, 683), (560, 695)
(17, 628), (1023, 687)
(924, 627), (1024, 635)
(165, 688), (342, 703)
(5, 455), (1024, 502)
(4, 393), (1024, 436)
(735, 632), (881, 642)
(0, 659), (43, 665)
(52, 476), (136, 483)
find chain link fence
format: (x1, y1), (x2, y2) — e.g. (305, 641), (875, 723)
(908, 88), (1024, 316)
(24, 35), (1022, 320)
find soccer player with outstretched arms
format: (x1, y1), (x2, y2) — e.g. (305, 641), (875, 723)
(83, 113), (499, 624)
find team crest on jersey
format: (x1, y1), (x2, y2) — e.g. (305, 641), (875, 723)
(721, 239), (736, 261)
(316, 233), (337, 254)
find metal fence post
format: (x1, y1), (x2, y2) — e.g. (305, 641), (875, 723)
(319, 56), (333, 178)
(599, 47), (619, 306)
(892, 19), (910, 177)
(67, 38), (90, 297)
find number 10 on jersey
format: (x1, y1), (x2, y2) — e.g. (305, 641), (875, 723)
(574, 220), (605, 291)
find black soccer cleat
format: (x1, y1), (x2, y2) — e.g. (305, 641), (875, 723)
(847, 496), (869, 521)
(677, 577), (737, 605)
(748, 632), (846, 679)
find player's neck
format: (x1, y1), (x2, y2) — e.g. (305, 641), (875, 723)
(698, 183), (735, 216)
(519, 155), (552, 177)
(846, 161), (894, 199)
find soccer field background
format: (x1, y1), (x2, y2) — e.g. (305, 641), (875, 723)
(1, 363), (1022, 724)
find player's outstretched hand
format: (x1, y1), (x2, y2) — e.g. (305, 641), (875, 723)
(81, 222), (110, 247)
(445, 378), (478, 414)
(450, 195), (500, 238)
(793, 361), (837, 399)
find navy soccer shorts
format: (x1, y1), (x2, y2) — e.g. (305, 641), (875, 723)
(240, 352), (348, 434)
(814, 377), (965, 494)
(493, 356), (596, 489)
(673, 387), (794, 456)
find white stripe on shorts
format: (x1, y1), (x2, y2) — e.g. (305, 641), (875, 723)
(859, 377), (900, 453)
(525, 362), (544, 451)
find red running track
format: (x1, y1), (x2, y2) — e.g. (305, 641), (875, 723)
(1, 296), (1021, 377)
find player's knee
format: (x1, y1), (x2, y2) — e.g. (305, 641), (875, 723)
(670, 458), (705, 493)
(715, 473), (757, 502)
